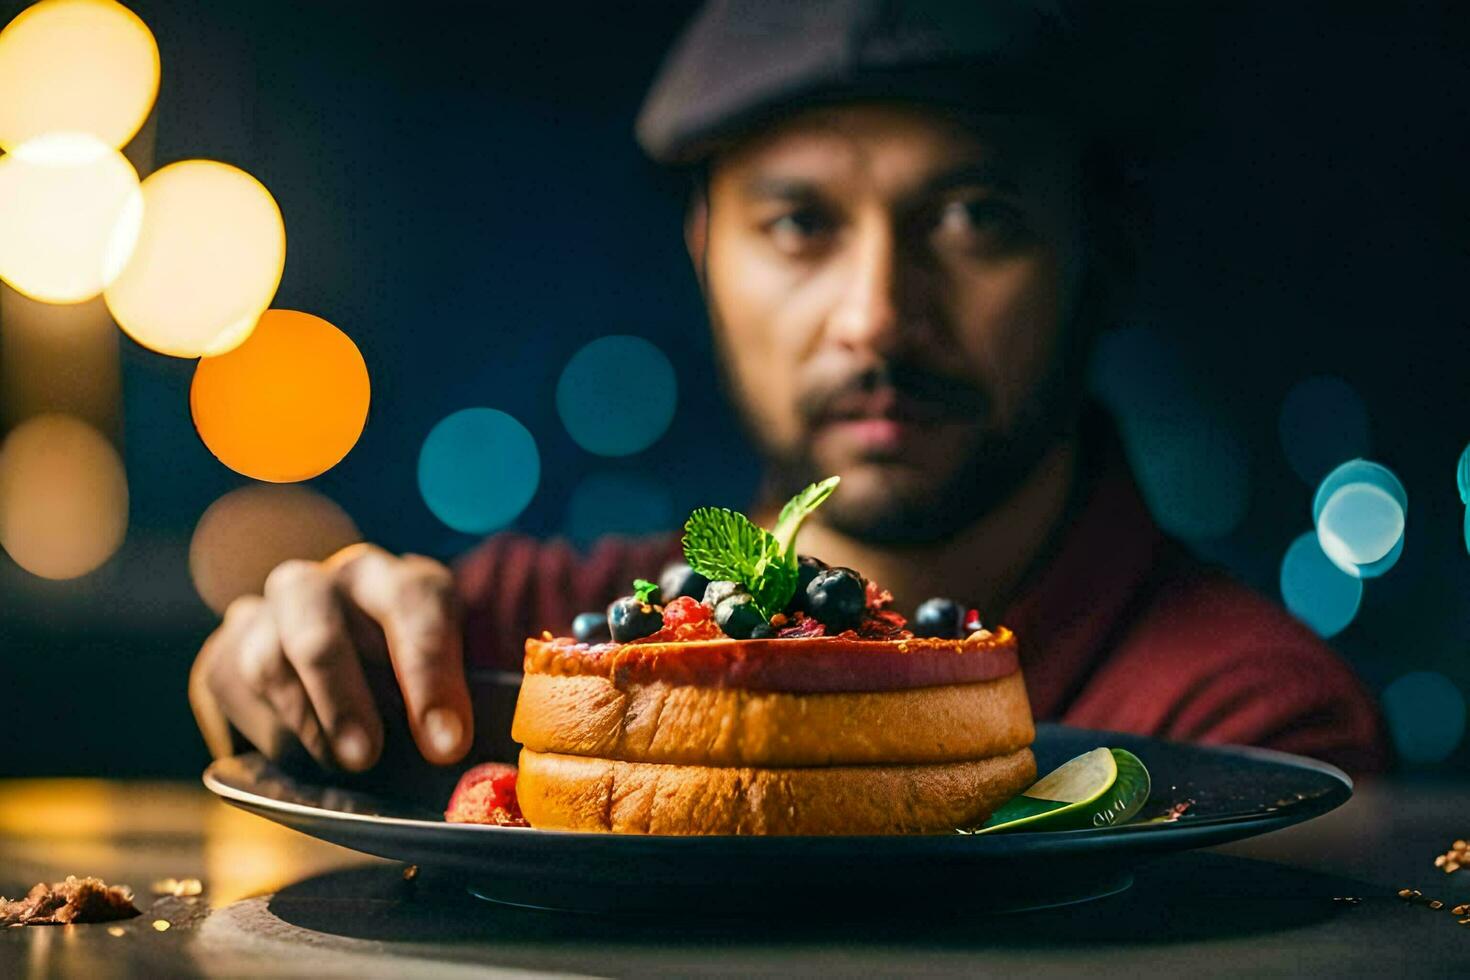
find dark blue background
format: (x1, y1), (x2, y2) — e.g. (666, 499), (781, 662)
(0, 1), (1463, 777)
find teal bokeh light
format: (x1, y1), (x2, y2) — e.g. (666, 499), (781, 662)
(556, 336), (677, 457)
(1381, 671), (1467, 765)
(1278, 376), (1370, 485)
(1119, 411), (1250, 541)
(1279, 531), (1362, 638)
(1316, 484), (1404, 579)
(1090, 325), (1250, 541)
(417, 408), (540, 534)
(1457, 442), (1470, 505)
(563, 471), (675, 548)
(1311, 459), (1406, 579)
(1311, 459), (1406, 523)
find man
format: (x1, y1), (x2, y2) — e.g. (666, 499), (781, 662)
(190, 1), (1388, 777)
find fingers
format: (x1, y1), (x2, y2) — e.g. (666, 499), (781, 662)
(264, 560), (383, 772)
(191, 608), (242, 760)
(199, 596), (314, 763)
(334, 546), (473, 764)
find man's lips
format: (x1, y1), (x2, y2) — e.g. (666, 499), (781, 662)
(821, 417), (913, 453)
(820, 387), (966, 425)
(814, 391), (976, 453)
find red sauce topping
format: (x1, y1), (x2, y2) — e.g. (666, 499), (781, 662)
(523, 627), (1018, 694)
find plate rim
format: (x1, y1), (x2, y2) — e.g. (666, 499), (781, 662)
(202, 725), (1353, 847)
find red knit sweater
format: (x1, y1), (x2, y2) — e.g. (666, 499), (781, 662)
(455, 451), (1389, 776)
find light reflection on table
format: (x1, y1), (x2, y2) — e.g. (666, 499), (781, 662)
(0, 779), (382, 909)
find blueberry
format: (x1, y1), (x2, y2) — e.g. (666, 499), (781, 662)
(659, 562), (711, 602)
(572, 611), (612, 643)
(607, 596), (664, 642)
(715, 592), (767, 640)
(749, 622), (778, 640)
(912, 598), (965, 639)
(805, 567), (866, 631)
(703, 579), (744, 608)
(785, 555), (829, 613)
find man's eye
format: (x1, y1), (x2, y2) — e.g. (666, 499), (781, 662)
(934, 199), (1025, 252)
(767, 208), (834, 251)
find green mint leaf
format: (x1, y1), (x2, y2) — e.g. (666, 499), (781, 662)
(771, 476), (840, 557)
(632, 578), (659, 604)
(750, 547), (799, 621)
(682, 508), (796, 618)
(682, 507), (762, 584)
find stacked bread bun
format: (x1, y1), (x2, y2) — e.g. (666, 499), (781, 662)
(511, 627), (1036, 835)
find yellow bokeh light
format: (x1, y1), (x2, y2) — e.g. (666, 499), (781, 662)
(190, 309), (370, 482)
(189, 484), (361, 614)
(0, 0), (160, 152)
(104, 160), (286, 358)
(0, 132), (141, 303)
(0, 413), (128, 579)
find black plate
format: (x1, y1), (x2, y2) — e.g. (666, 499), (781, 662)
(203, 724), (1351, 915)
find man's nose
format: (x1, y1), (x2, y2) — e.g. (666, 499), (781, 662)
(824, 215), (904, 356)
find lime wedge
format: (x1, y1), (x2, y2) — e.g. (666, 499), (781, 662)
(973, 747), (1151, 834)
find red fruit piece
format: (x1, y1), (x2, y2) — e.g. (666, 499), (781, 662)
(965, 608), (983, 632)
(661, 595), (711, 629)
(445, 762), (526, 827)
(857, 608), (911, 640)
(777, 612), (826, 638)
(864, 580), (895, 611)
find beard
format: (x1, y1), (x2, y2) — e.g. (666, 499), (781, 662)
(766, 360), (1087, 545)
(708, 301), (1096, 547)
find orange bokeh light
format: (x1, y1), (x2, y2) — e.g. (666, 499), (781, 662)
(190, 309), (369, 482)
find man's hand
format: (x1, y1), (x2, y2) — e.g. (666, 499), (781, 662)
(189, 544), (473, 771)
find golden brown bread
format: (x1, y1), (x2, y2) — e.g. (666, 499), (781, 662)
(510, 623), (1038, 835)
(516, 746), (1037, 835)
(512, 670), (1035, 767)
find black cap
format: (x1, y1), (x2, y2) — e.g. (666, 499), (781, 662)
(636, 0), (1184, 165)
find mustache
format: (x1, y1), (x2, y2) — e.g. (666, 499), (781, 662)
(796, 362), (992, 427)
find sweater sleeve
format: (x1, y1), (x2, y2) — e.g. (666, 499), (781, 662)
(453, 532), (682, 672)
(1060, 570), (1391, 777)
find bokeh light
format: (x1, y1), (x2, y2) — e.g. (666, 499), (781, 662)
(1278, 375), (1370, 485)
(1311, 459), (1406, 524)
(104, 160), (286, 358)
(1381, 671), (1467, 765)
(563, 470), (675, 548)
(1311, 458), (1406, 579)
(0, 414), (127, 579)
(1343, 530), (1404, 581)
(1317, 483), (1402, 564)
(1117, 411), (1250, 540)
(1457, 441), (1470, 506)
(0, 132), (141, 303)
(418, 408), (539, 533)
(1279, 531), (1362, 638)
(189, 484), (361, 614)
(190, 310), (370, 482)
(1316, 483), (1405, 579)
(556, 335), (677, 456)
(0, 0), (160, 152)
(1089, 325), (1250, 541)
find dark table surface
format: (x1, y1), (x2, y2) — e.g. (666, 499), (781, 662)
(3, 777), (1469, 978)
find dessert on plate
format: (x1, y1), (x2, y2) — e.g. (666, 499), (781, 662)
(451, 477), (1037, 835)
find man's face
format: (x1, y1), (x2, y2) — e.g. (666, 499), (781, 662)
(697, 104), (1090, 542)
